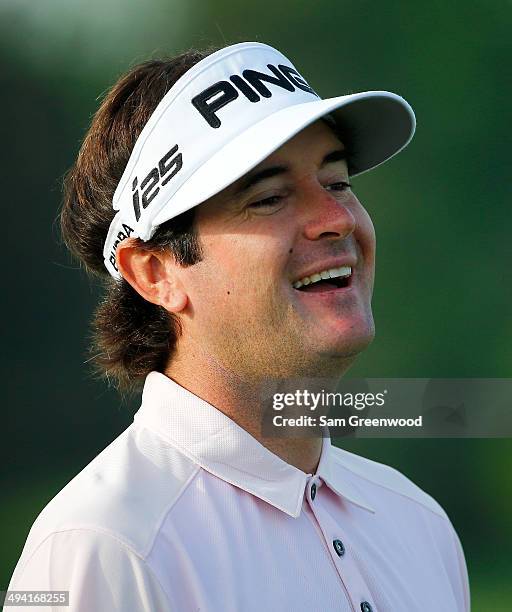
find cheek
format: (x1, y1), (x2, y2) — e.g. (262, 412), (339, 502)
(355, 204), (376, 259)
(192, 235), (286, 308)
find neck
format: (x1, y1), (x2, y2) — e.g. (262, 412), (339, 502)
(165, 343), (345, 475)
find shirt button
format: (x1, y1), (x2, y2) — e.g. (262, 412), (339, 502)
(310, 483), (317, 500)
(360, 602), (373, 612)
(332, 539), (345, 557)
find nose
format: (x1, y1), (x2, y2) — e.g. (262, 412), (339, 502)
(300, 181), (357, 242)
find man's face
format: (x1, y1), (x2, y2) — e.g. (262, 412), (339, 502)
(177, 120), (376, 380)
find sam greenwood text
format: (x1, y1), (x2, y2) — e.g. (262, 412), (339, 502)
(273, 415), (423, 427)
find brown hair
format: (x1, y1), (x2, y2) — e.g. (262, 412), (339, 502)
(60, 48), (217, 394)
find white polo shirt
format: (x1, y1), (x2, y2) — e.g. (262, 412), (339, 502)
(6, 372), (470, 612)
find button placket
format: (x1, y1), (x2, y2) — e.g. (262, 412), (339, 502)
(304, 487), (377, 612)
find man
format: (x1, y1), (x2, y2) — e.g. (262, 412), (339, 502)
(5, 42), (470, 611)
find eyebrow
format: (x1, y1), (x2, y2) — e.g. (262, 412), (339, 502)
(234, 148), (347, 196)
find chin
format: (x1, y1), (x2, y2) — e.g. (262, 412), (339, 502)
(318, 316), (375, 359)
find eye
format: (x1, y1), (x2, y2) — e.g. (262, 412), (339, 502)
(326, 181), (352, 193)
(247, 195), (283, 209)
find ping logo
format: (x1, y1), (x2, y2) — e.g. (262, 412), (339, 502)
(132, 145), (183, 221)
(108, 223), (135, 272)
(192, 63), (318, 128)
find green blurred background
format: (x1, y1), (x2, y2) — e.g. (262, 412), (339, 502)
(1, 0), (511, 608)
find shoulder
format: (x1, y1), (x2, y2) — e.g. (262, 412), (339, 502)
(329, 443), (449, 519)
(18, 424), (199, 564)
(8, 528), (171, 610)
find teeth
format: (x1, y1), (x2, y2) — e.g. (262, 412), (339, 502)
(293, 266), (352, 289)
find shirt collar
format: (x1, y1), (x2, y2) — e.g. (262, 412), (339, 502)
(134, 372), (375, 518)
(315, 431), (376, 514)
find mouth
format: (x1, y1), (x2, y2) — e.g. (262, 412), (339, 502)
(292, 265), (353, 293)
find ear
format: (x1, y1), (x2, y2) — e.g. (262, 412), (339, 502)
(115, 238), (188, 313)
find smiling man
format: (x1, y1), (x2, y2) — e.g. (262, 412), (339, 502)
(5, 43), (470, 611)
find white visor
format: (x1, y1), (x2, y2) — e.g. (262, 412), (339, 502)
(103, 41), (415, 279)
